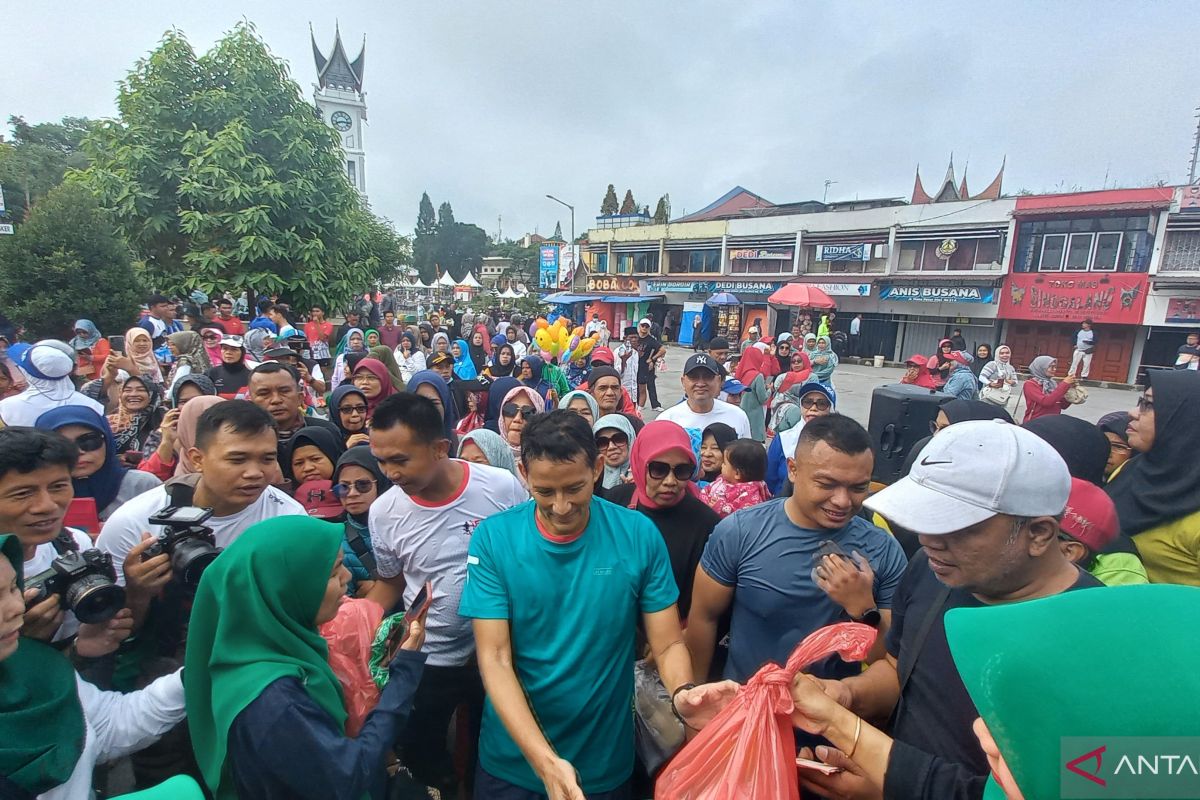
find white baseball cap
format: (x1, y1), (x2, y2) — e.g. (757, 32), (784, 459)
(864, 419), (1070, 535)
(219, 335), (244, 348)
(638, 318), (651, 327)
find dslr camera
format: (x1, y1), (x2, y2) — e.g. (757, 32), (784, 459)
(26, 548), (126, 624)
(144, 506), (221, 587)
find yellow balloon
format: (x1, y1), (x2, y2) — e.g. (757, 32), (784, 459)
(535, 318), (549, 330)
(534, 328), (552, 351)
(575, 338), (595, 358)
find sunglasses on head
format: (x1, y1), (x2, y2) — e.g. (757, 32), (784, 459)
(72, 432), (106, 453)
(332, 479), (377, 499)
(595, 432), (629, 449)
(647, 461), (693, 481)
(800, 396), (831, 410)
(502, 403), (537, 419)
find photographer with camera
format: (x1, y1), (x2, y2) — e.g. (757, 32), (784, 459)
(0, 427), (133, 651)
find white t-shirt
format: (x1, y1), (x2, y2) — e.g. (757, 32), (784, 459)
(97, 483), (304, 584)
(656, 398), (751, 440)
(370, 461), (527, 667)
(24, 528), (94, 641)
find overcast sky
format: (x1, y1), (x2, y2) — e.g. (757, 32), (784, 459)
(6, 2), (1199, 239)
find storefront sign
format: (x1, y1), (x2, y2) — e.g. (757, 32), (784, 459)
(539, 246), (559, 289)
(1000, 273), (1149, 324)
(586, 275), (639, 294)
(815, 243), (871, 262)
(879, 284), (995, 303)
(808, 282), (871, 297)
(729, 248), (793, 261)
(1166, 296), (1200, 324)
(645, 279), (782, 295)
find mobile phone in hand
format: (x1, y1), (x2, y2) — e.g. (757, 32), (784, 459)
(107, 335), (125, 354)
(405, 581), (433, 623)
(813, 539), (849, 567)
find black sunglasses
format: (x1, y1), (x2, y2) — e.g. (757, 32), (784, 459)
(339, 403), (368, 416)
(72, 432), (106, 453)
(502, 403), (537, 419)
(800, 397), (832, 410)
(647, 461), (693, 481)
(332, 479), (377, 499)
(595, 432), (629, 449)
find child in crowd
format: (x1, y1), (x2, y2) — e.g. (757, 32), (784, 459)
(701, 438), (771, 518)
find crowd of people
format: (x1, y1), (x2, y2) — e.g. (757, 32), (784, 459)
(0, 288), (1197, 800)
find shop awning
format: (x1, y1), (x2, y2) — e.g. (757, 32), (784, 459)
(602, 294), (663, 303)
(540, 292), (603, 304)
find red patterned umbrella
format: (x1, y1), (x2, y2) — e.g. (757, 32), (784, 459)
(766, 283), (837, 308)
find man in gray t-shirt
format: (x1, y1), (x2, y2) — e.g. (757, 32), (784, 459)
(685, 414), (907, 683)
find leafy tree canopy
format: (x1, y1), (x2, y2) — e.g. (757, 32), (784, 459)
(619, 189), (637, 215)
(0, 115), (98, 220)
(600, 184), (619, 215)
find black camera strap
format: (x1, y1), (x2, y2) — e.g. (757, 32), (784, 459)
(50, 529), (80, 556)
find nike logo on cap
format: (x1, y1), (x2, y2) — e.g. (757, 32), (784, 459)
(920, 456), (953, 466)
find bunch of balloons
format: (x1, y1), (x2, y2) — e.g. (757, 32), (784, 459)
(532, 317), (599, 364)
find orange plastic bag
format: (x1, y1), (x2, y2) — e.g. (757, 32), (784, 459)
(654, 622), (876, 800)
(319, 597), (385, 736)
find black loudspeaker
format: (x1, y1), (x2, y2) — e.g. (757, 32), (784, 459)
(868, 383), (950, 485)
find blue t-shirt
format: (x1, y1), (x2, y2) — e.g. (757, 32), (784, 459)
(459, 497), (679, 793)
(700, 499), (907, 682)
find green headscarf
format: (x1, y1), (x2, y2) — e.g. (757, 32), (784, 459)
(946, 585), (1200, 800)
(184, 517), (346, 799)
(0, 534), (86, 795)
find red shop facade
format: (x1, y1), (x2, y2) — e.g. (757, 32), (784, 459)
(999, 273), (1150, 382)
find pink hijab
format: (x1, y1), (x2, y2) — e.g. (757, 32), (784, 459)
(175, 396), (225, 476)
(629, 419), (699, 510)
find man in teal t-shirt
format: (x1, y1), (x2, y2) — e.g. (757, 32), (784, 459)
(460, 410), (736, 798)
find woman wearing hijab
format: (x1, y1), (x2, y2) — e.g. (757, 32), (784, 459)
(121, 327), (165, 386)
(430, 331), (451, 355)
(593, 413), (636, 492)
(772, 333), (795, 374)
(969, 343), (992, 379)
(329, 384), (371, 448)
(733, 346), (770, 442)
(394, 332), (426, 383)
(407, 370), (459, 445)
(107, 375), (165, 464)
(482, 376), (521, 433)
(139, 395), (225, 481)
(330, 328), (366, 388)
(184, 516), (428, 800)
(1021, 355), (1074, 422)
(766, 382), (837, 496)
(416, 322), (434, 352)
(604, 419), (719, 620)
(699, 422), (738, 486)
(810, 334), (839, 400)
(1106, 370), (1200, 585)
(484, 342), (517, 379)
(36, 406), (162, 522)
(468, 328), (489, 375)
(350, 358), (397, 419)
(516, 354), (554, 404)
(558, 389), (600, 427)
(365, 329), (382, 349)
(942, 352), (980, 401)
(1096, 411), (1133, 482)
(205, 336), (252, 399)
(498, 384), (546, 467)
(451, 338), (477, 380)
(332, 448), (389, 596)
(281, 425), (345, 493)
(773, 347), (813, 395)
(165, 331), (211, 392)
(1023, 414), (1111, 486)
(0, 342), (105, 426)
(978, 344), (1019, 412)
(0, 535), (196, 800)
(201, 327), (225, 367)
(368, 345), (406, 392)
(70, 319), (111, 383)
(458, 428), (519, 478)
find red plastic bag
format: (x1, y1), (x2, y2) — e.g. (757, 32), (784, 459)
(319, 597), (385, 736)
(654, 622), (876, 800)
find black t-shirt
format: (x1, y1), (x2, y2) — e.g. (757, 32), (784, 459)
(603, 485), (719, 619)
(206, 364), (251, 398)
(886, 551), (1102, 778)
(636, 335), (661, 377)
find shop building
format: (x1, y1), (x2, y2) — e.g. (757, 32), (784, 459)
(998, 188), (1173, 383)
(1140, 184), (1200, 377)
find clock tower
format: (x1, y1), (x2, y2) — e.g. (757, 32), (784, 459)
(311, 23), (367, 199)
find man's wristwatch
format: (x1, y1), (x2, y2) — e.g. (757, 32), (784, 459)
(853, 608), (882, 628)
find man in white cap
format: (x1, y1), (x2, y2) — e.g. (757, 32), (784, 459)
(636, 317), (665, 412)
(0, 341), (104, 426)
(783, 420), (1102, 800)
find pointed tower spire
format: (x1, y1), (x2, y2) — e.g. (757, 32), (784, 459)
(958, 159), (970, 200)
(934, 154), (961, 202)
(973, 156), (1006, 200)
(912, 164), (933, 204)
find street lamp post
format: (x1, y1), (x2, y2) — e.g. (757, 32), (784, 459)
(545, 194), (575, 247)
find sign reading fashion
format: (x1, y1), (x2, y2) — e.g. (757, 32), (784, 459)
(586, 275), (639, 294)
(879, 284), (994, 303)
(815, 243), (872, 262)
(1000, 273), (1149, 324)
(728, 248), (793, 261)
(645, 279), (782, 295)
(808, 282), (872, 297)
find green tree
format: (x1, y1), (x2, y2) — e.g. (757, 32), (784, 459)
(79, 23), (399, 313)
(437, 202), (456, 227)
(653, 194), (669, 224)
(489, 240), (538, 290)
(433, 221), (488, 281)
(619, 189), (637, 215)
(600, 184), (619, 215)
(0, 182), (142, 338)
(0, 115), (97, 221)
(412, 192), (438, 283)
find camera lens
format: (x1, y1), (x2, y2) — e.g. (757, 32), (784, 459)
(172, 537), (222, 587)
(66, 574), (126, 624)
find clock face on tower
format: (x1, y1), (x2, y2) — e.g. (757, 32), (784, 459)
(331, 111), (352, 132)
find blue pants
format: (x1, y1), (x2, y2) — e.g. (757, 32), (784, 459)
(474, 765), (631, 800)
